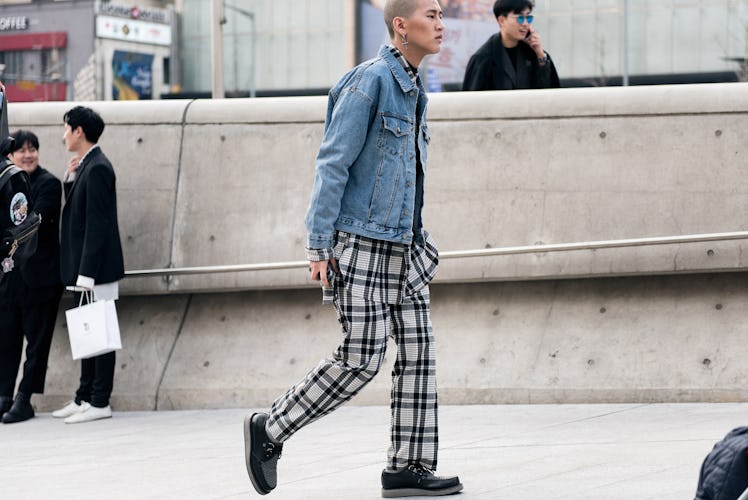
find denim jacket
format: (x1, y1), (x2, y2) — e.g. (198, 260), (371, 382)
(305, 45), (431, 252)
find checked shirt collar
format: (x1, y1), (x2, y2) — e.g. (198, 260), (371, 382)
(388, 45), (418, 84)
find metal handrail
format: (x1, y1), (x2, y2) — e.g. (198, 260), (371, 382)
(123, 230), (748, 278)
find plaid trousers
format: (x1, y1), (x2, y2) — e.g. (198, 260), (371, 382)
(265, 231), (439, 472)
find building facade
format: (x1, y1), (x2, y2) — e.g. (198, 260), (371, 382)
(0, 0), (175, 101)
(1, 0), (746, 101)
(173, 0), (355, 97)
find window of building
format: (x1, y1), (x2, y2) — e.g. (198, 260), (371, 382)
(0, 48), (65, 83)
(163, 56), (170, 85)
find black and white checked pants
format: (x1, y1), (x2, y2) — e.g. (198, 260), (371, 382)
(266, 233), (439, 472)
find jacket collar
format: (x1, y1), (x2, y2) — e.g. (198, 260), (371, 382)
(77, 144), (100, 171)
(67, 146), (101, 197)
(29, 165), (42, 182)
(379, 45), (419, 93)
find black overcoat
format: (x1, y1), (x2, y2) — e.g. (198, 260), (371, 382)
(22, 166), (62, 289)
(60, 147), (124, 286)
(462, 33), (560, 91)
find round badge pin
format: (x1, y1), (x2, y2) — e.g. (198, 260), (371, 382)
(10, 192), (28, 226)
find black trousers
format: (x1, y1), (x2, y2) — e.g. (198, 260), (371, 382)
(71, 292), (116, 408)
(0, 291), (62, 397)
(74, 351), (115, 408)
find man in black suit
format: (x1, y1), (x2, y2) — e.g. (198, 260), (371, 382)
(0, 130), (63, 424)
(52, 106), (124, 424)
(462, 0), (559, 91)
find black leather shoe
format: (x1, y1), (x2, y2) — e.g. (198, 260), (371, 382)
(0, 396), (11, 417)
(244, 412), (283, 495)
(381, 464), (463, 497)
(2, 393), (34, 424)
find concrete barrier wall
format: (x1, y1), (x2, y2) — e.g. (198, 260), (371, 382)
(8, 83), (748, 410)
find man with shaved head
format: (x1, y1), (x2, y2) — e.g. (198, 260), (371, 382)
(243, 0), (463, 497)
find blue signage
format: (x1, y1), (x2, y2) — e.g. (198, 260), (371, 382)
(112, 50), (154, 100)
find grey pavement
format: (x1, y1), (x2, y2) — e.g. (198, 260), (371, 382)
(2, 403), (744, 499)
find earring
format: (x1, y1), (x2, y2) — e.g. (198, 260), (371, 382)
(401, 33), (408, 49)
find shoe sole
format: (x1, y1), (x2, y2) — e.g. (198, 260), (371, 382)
(244, 414), (271, 495)
(381, 483), (463, 498)
(52, 411), (77, 418)
(2, 414), (34, 424)
(64, 414), (111, 424)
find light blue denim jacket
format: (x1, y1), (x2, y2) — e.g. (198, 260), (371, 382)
(305, 45), (431, 253)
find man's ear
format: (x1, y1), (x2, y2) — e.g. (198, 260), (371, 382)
(496, 15), (505, 29)
(393, 16), (406, 34)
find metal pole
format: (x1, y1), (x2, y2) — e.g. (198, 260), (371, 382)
(124, 230), (748, 278)
(211, 0), (225, 98)
(622, 0), (629, 86)
(250, 12), (256, 98)
(225, 4), (256, 98)
(233, 14), (238, 94)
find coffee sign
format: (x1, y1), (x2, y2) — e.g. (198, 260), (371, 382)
(0, 17), (29, 31)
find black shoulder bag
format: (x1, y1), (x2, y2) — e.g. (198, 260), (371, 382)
(0, 90), (41, 280)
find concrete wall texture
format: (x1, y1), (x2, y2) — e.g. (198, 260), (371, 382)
(8, 82), (748, 410)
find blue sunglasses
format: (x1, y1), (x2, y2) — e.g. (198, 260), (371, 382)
(509, 14), (534, 24)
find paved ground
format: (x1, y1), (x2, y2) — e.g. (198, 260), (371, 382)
(2, 403), (744, 499)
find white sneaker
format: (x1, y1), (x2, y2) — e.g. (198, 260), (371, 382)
(64, 402), (112, 424)
(52, 401), (84, 418)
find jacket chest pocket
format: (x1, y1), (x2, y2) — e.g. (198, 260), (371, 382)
(379, 114), (411, 156)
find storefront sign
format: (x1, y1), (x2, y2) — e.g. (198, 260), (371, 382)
(96, 15), (171, 46)
(0, 17), (29, 31)
(96, 3), (170, 24)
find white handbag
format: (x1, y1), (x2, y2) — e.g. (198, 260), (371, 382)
(65, 290), (122, 360)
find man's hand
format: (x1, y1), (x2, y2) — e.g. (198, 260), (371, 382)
(309, 258), (338, 287)
(523, 28), (545, 59)
(66, 156), (81, 177)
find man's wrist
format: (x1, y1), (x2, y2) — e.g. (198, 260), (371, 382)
(306, 247), (334, 262)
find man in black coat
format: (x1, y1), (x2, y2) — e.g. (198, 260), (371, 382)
(0, 130), (63, 424)
(53, 106), (124, 424)
(462, 0), (560, 91)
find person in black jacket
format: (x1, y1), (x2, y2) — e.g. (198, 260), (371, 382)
(695, 426), (748, 499)
(462, 0), (560, 91)
(52, 106), (124, 424)
(0, 130), (63, 424)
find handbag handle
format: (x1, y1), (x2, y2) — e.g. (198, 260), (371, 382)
(78, 289), (94, 307)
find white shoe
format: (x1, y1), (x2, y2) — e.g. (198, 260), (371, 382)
(52, 400), (84, 418)
(64, 402), (112, 424)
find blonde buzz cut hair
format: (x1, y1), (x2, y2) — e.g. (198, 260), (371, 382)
(383, 0), (420, 38)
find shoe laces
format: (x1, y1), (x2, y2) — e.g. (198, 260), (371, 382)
(262, 440), (283, 460)
(407, 464), (434, 477)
